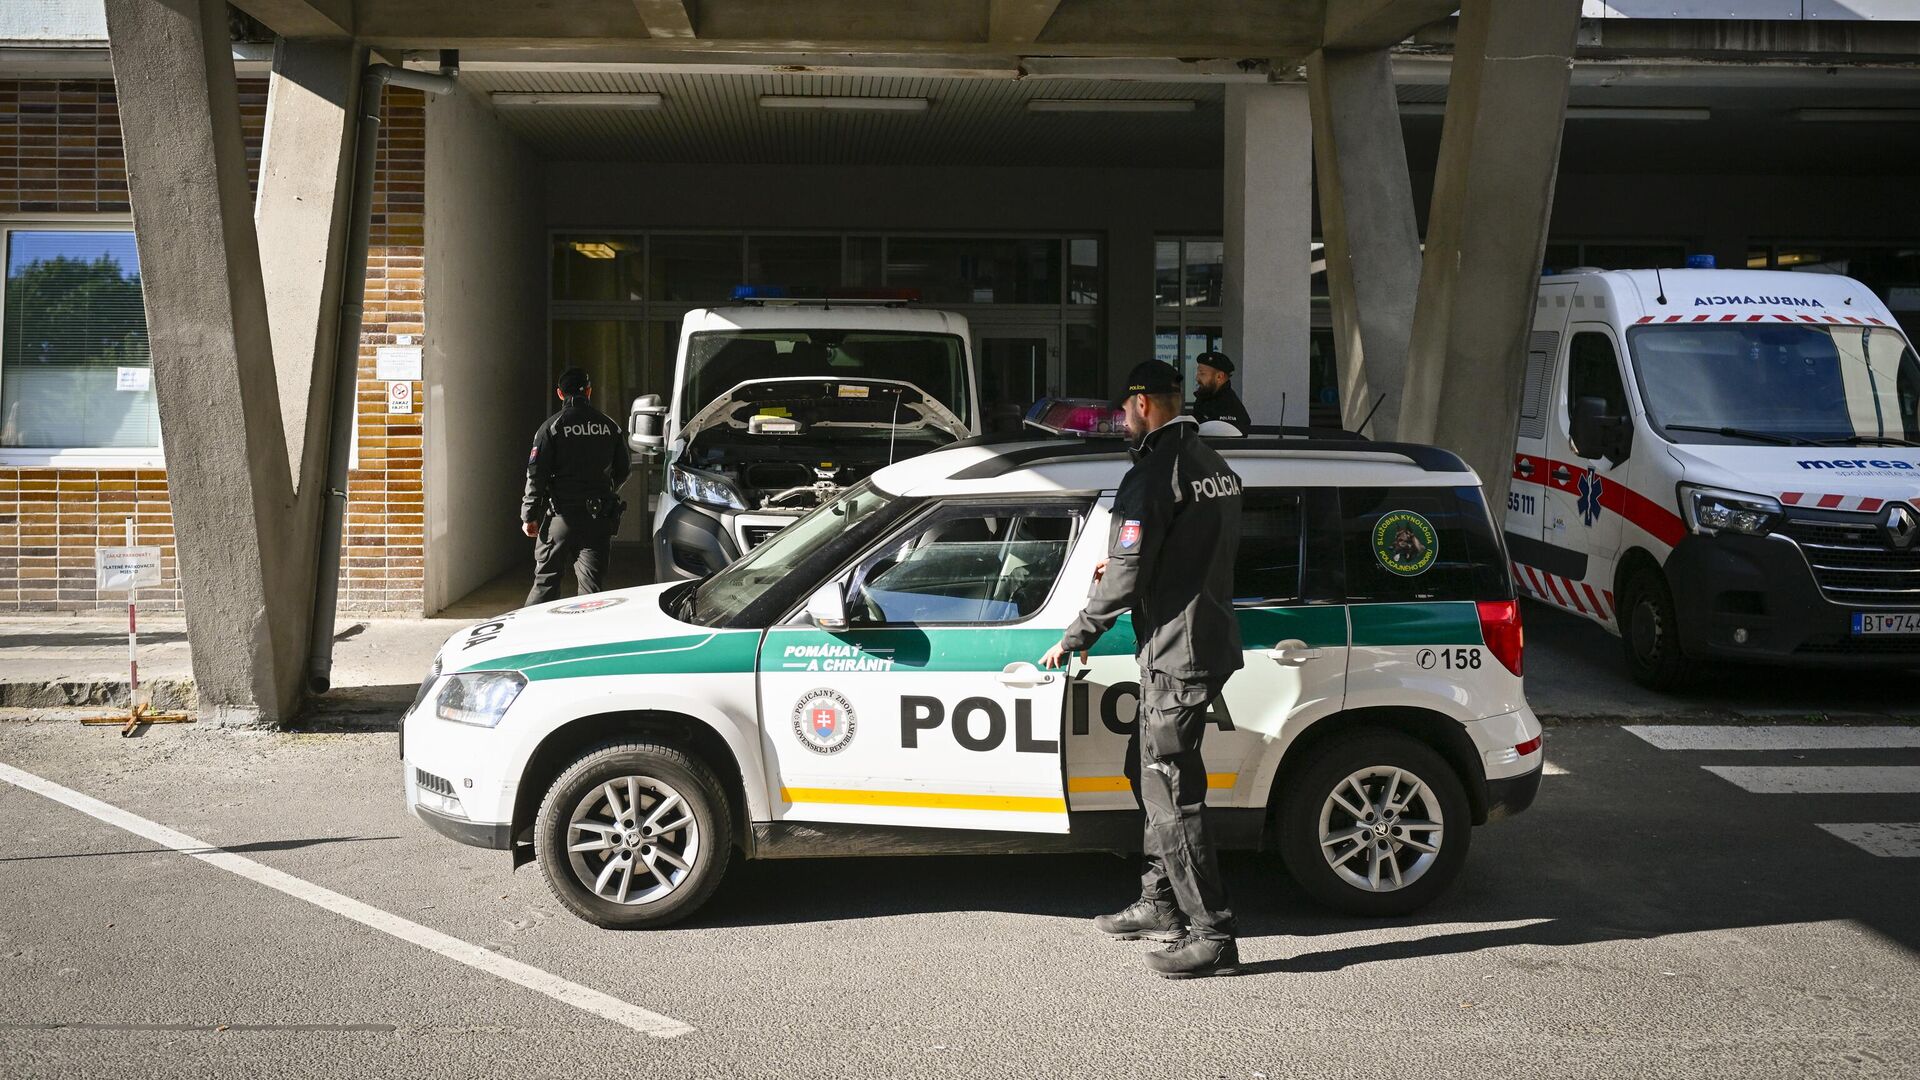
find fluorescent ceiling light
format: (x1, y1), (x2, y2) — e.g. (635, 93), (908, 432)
(491, 92), (663, 108)
(1793, 108), (1920, 122)
(570, 242), (623, 260)
(1027, 98), (1197, 114)
(1567, 107), (1711, 121)
(758, 95), (929, 112)
(1398, 104), (1710, 121)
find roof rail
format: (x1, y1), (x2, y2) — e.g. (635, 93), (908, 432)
(948, 434), (1470, 480)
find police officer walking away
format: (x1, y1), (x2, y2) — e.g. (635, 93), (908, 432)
(1190, 350), (1252, 431)
(1041, 359), (1245, 979)
(522, 367), (631, 606)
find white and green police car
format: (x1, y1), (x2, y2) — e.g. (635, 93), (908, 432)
(402, 430), (1543, 928)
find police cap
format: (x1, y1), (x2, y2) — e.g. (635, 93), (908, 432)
(1194, 351), (1234, 375)
(556, 367), (592, 394)
(1112, 359), (1183, 408)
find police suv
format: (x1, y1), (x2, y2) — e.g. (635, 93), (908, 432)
(1509, 265), (1920, 687)
(403, 428), (1543, 928)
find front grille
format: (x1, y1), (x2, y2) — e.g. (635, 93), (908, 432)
(740, 524), (784, 550)
(1777, 513), (1920, 606)
(415, 768), (455, 797)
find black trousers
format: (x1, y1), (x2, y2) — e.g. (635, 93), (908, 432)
(1125, 668), (1236, 941)
(527, 511), (612, 607)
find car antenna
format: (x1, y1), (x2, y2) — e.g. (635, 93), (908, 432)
(1356, 392), (1388, 437)
(886, 387), (902, 465)
(1654, 266), (1668, 305)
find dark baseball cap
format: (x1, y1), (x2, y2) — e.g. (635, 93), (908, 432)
(556, 367), (592, 394)
(1195, 350), (1234, 375)
(1112, 359), (1183, 407)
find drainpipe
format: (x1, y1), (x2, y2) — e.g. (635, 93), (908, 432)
(309, 61), (457, 695)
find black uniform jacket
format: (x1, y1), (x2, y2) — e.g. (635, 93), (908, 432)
(1059, 416), (1245, 679)
(1191, 384), (1251, 431)
(521, 398), (632, 523)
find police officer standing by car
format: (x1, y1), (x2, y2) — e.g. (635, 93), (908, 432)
(1190, 350), (1252, 431)
(1041, 358), (1245, 979)
(522, 367), (631, 606)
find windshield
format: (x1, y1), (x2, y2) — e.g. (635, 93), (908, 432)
(683, 329), (970, 426)
(684, 481), (898, 626)
(1627, 323), (1920, 445)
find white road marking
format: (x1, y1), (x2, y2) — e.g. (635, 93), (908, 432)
(1543, 761), (1571, 777)
(0, 760), (693, 1039)
(1817, 823), (1920, 858)
(1623, 725), (1920, 752)
(1702, 765), (1920, 795)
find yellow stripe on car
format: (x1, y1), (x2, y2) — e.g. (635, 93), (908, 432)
(781, 787), (1067, 814)
(1065, 773), (1237, 793)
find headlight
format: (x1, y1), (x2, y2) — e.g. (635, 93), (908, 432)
(1680, 484), (1781, 537)
(410, 653), (443, 714)
(670, 465), (747, 510)
(435, 671), (526, 728)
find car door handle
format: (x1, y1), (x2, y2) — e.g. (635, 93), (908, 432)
(998, 662), (1056, 687)
(1265, 639), (1323, 665)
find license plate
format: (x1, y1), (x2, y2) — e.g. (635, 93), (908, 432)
(1852, 612), (1920, 635)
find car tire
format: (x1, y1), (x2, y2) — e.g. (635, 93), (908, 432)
(1619, 567), (1693, 691)
(535, 741), (733, 929)
(1277, 731), (1473, 918)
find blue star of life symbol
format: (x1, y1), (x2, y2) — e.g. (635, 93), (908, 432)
(1577, 468), (1604, 527)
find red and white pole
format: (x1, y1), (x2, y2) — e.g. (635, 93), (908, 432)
(125, 517), (138, 712)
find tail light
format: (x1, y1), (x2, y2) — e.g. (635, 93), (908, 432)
(1477, 599), (1524, 677)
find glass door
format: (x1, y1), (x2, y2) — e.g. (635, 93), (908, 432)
(974, 327), (1061, 435)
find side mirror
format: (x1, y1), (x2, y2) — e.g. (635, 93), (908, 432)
(628, 393), (667, 454)
(805, 581), (848, 632)
(1571, 395), (1632, 464)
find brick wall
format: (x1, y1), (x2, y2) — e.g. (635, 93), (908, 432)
(0, 78), (427, 614)
(343, 88), (426, 611)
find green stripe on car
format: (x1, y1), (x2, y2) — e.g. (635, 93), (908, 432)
(1348, 601), (1483, 647)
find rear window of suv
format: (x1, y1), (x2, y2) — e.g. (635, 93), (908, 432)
(1339, 486), (1510, 603)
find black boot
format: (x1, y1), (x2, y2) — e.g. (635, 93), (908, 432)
(1092, 899), (1186, 942)
(1144, 934), (1241, 979)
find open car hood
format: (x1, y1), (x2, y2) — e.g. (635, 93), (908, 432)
(678, 376), (971, 443)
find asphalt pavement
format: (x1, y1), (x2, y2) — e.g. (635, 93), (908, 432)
(1, 711), (1915, 1079)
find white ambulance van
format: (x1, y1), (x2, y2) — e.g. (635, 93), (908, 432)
(1506, 266), (1920, 688)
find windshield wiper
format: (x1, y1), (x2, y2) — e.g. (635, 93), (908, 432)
(1664, 424), (1819, 446)
(1814, 434), (1920, 448)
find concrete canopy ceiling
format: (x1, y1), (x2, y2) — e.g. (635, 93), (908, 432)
(231, 0), (1460, 56)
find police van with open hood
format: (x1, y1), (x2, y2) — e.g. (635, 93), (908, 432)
(1507, 263), (1919, 688)
(627, 289), (980, 582)
(402, 418), (1544, 929)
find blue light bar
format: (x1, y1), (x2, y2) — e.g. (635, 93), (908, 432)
(1685, 254), (1717, 269)
(732, 285), (791, 300)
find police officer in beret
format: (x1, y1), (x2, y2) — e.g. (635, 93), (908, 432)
(521, 368), (630, 606)
(1190, 351), (1252, 432)
(1040, 359), (1246, 979)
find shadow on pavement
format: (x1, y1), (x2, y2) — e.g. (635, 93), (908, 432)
(688, 725), (1920, 972)
(0, 833), (400, 864)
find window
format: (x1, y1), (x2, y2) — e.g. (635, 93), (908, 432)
(851, 505), (1081, 625)
(1, 226), (157, 454)
(1567, 331), (1628, 457)
(1234, 491), (1304, 605)
(747, 235), (841, 288)
(884, 238), (1061, 305)
(551, 235), (643, 301)
(1340, 487), (1509, 603)
(648, 234), (743, 302)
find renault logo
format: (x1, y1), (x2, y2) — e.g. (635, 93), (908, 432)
(1888, 505), (1919, 550)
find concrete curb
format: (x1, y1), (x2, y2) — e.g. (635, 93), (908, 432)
(0, 677), (196, 710)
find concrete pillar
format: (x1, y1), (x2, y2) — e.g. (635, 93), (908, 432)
(1223, 82), (1312, 430)
(105, 0), (322, 724)
(257, 38), (363, 491)
(1309, 47), (1422, 439)
(1401, 0), (1580, 511)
